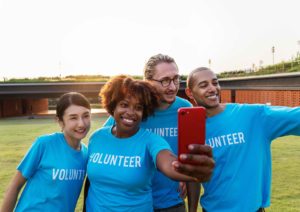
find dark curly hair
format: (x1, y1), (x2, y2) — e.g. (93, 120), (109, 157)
(99, 75), (159, 120)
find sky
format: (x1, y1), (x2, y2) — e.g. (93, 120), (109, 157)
(0, 0), (300, 79)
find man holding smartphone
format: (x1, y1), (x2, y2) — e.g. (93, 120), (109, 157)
(102, 54), (214, 212)
(185, 67), (300, 212)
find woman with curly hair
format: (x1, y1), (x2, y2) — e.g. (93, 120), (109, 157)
(84, 75), (198, 211)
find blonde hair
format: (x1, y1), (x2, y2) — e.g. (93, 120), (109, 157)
(143, 54), (178, 80)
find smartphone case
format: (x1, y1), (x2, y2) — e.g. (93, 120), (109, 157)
(178, 107), (206, 163)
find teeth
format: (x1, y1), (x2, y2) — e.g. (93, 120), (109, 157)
(123, 118), (134, 123)
(207, 95), (217, 99)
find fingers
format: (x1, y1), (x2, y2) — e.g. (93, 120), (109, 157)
(179, 153), (214, 166)
(178, 144), (213, 166)
(188, 144), (213, 157)
(172, 156), (215, 182)
(172, 144), (215, 182)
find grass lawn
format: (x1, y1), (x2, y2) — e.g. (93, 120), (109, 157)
(0, 116), (299, 211)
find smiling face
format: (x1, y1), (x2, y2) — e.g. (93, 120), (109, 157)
(100, 75), (159, 137)
(59, 104), (91, 148)
(113, 95), (143, 138)
(148, 62), (179, 109)
(186, 69), (221, 109)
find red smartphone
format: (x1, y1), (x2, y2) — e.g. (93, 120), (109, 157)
(178, 107), (206, 163)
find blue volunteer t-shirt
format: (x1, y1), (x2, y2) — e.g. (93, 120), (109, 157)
(15, 133), (88, 212)
(103, 96), (192, 209)
(86, 126), (172, 211)
(201, 103), (300, 212)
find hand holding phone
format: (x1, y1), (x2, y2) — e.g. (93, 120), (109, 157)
(178, 107), (206, 164)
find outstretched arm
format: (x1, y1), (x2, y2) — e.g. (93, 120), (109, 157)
(0, 171), (26, 212)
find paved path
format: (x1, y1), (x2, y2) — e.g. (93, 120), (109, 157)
(18, 109), (108, 119)
(43, 108), (107, 115)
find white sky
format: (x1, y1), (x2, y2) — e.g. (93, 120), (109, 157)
(0, 0), (300, 79)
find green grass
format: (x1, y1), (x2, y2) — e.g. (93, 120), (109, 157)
(267, 136), (300, 211)
(0, 117), (299, 211)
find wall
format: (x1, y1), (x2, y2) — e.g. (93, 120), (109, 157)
(221, 90), (300, 106)
(1, 99), (22, 117)
(0, 98), (48, 118)
(24, 99), (49, 115)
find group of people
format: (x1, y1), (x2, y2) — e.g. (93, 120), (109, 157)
(1, 53), (300, 212)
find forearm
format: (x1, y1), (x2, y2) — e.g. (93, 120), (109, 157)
(0, 186), (21, 212)
(187, 182), (200, 212)
(1, 171), (26, 212)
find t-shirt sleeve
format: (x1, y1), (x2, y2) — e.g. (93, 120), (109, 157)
(102, 116), (115, 127)
(147, 134), (172, 168)
(17, 138), (44, 179)
(261, 105), (300, 140)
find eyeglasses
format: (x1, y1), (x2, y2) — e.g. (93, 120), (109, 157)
(150, 75), (181, 87)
